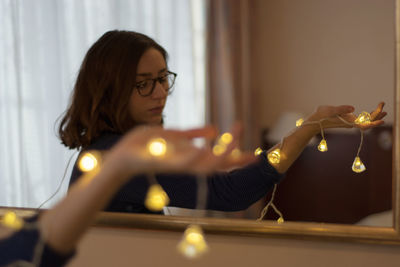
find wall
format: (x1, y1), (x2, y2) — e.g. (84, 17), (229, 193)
(67, 226), (400, 267)
(251, 0), (395, 128)
(2, 222), (400, 266)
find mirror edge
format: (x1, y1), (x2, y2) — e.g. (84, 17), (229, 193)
(394, 0), (400, 236)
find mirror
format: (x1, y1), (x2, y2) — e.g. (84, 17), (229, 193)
(1, 0), (399, 245)
(86, 0), (400, 243)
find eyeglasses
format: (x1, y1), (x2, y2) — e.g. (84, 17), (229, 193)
(134, 71), (177, 97)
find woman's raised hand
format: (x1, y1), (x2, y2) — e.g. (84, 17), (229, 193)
(305, 102), (386, 131)
(102, 125), (256, 181)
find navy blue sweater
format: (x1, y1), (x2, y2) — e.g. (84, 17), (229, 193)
(69, 133), (283, 213)
(0, 216), (74, 267)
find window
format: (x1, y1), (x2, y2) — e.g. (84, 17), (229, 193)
(0, 0), (206, 208)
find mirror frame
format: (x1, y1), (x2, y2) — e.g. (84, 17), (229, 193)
(1, 0), (400, 246)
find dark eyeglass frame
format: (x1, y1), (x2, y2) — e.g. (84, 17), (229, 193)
(134, 71), (177, 97)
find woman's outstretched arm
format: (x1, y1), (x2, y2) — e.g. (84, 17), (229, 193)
(268, 102), (386, 173)
(38, 126), (255, 255)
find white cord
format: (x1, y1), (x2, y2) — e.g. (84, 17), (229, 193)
(257, 114), (368, 222)
(257, 184), (282, 221)
(37, 151), (77, 210)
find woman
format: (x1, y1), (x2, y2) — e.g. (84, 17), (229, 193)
(59, 30), (386, 214)
(1, 126), (253, 266)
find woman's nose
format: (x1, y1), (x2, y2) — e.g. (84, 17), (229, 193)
(151, 80), (167, 99)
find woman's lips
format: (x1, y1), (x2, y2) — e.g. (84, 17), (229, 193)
(149, 106), (164, 114)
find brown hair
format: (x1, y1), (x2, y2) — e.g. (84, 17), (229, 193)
(58, 30), (168, 149)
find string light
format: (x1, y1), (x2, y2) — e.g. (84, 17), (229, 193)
(351, 129), (366, 173)
(296, 118), (304, 127)
(254, 147), (263, 156)
(177, 225), (209, 259)
(317, 121), (328, 152)
(1, 211), (24, 230)
(147, 138), (167, 157)
(267, 148), (281, 164)
(220, 132), (233, 145)
(352, 156), (366, 173)
(230, 148), (242, 158)
(318, 139), (328, 152)
(77, 151), (102, 186)
(212, 144), (226, 156)
(145, 184), (170, 211)
(257, 184), (284, 223)
(212, 132), (233, 156)
(78, 151), (101, 172)
(258, 110), (376, 221)
(354, 111), (372, 125)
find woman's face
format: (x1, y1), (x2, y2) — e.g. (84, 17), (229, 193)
(129, 48), (168, 125)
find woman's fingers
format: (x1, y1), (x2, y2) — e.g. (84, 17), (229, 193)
(356, 119), (385, 130)
(166, 126), (218, 140)
(331, 105), (355, 117)
(374, 112), (387, 121)
(370, 102), (385, 121)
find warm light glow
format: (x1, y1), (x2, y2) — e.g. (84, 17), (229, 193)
(177, 225), (208, 259)
(230, 148), (241, 158)
(277, 217), (284, 224)
(296, 118), (304, 127)
(78, 152), (100, 172)
(145, 184), (170, 211)
(213, 132), (234, 156)
(267, 149), (281, 164)
(212, 144), (226, 156)
(1, 211), (24, 230)
(354, 112), (372, 125)
(219, 132), (233, 145)
(254, 147), (263, 156)
(318, 139), (328, 152)
(147, 138), (167, 157)
(352, 156), (366, 173)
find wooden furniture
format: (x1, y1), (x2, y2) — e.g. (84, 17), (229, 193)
(261, 126), (393, 224)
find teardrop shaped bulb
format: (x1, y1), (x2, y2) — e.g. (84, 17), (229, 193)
(352, 156), (366, 173)
(318, 139), (328, 152)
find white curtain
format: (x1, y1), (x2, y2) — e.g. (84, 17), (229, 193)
(0, 0), (205, 208)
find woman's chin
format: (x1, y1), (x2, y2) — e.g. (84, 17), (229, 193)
(147, 116), (163, 125)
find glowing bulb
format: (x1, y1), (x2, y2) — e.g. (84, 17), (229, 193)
(254, 147), (263, 156)
(145, 184), (170, 211)
(354, 112), (372, 125)
(219, 132), (233, 145)
(1, 211), (24, 230)
(296, 118), (304, 127)
(318, 139), (328, 152)
(352, 156), (366, 173)
(267, 149), (281, 164)
(177, 225), (208, 259)
(277, 217), (284, 224)
(147, 138), (167, 157)
(230, 148), (241, 158)
(212, 144), (226, 156)
(78, 151), (100, 172)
